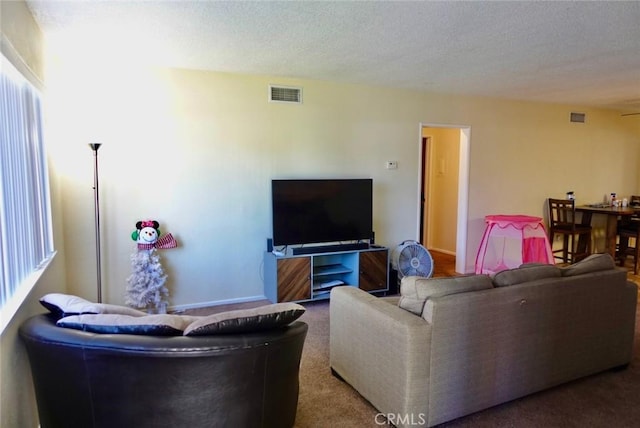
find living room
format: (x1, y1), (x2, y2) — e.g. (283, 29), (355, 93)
(2, 1), (640, 426)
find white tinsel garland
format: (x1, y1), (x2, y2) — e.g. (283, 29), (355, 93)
(125, 248), (169, 312)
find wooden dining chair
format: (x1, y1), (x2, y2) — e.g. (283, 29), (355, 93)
(547, 198), (592, 263)
(617, 195), (640, 274)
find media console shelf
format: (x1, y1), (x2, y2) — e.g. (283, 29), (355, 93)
(264, 246), (389, 303)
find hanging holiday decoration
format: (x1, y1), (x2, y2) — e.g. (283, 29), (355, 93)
(125, 220), (178, 313)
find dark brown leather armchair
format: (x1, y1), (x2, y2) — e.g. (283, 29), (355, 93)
(20, 314), (307, 428)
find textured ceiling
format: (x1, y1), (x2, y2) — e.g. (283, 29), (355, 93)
(26, 0), (640, 113)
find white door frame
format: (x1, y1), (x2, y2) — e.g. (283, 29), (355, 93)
(418, 123), (471, 274)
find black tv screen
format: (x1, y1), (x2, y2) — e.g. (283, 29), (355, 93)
(271, 179), (373, 247)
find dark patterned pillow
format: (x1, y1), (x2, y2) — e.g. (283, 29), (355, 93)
(56, 314), (199, 336)
(40, 293), (146, 318)
(183, 303), (305, 336)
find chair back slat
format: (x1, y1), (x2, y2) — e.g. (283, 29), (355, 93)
(549, 198), (576, 228)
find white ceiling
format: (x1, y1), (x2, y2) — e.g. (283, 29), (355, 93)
(26, 0), (640, 113)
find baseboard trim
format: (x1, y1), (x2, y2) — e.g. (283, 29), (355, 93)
(429, 247), (456, 256)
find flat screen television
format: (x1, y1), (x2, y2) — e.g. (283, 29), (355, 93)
(271, 179), (373, 247)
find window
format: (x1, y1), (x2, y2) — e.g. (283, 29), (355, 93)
(0, 52), (54, 326)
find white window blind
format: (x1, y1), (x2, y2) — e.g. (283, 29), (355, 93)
(0, 52), (54, 311)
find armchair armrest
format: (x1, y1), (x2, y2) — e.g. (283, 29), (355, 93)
(329, 286), (431, 421)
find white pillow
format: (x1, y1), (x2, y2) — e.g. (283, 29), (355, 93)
(40, 293), (146, 318)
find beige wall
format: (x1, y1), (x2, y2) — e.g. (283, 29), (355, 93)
(2, 1), (640, 425)
(44, 62), (640, 310)
(1, 1), (67, 427)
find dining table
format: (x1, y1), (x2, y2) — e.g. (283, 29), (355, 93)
(575, 204), (639, 258)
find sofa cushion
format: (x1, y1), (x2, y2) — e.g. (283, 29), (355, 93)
(561, 253), (615, 277)
(184, 302), (305, 336)
(399, 275), (493, 315)
(40, 293), (146, 318)
(56, 314), (198, 336)
(492, 264), (562, 287)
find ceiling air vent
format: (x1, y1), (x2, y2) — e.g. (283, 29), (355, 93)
(269, 85), (302, 104)
(570, 112), (586, 123)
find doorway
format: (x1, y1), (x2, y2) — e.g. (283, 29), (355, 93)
(419, 124), (470, 274)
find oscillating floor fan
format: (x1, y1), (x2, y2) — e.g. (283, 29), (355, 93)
(391, 240), (434, 282)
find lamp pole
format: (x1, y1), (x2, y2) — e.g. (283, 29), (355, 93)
(89, 143), (102, 302)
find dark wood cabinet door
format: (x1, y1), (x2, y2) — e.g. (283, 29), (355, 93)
(359, 250), (388, 292)
(277, 257), (311, 302)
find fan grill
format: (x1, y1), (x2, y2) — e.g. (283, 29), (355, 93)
(392, 240), (434, 279)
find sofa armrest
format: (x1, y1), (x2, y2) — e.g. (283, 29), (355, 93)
(329, 286), (431, 422)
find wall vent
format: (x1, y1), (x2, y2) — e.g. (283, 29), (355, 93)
(269, 85), (302, 104)
(570, 112), (586, 123)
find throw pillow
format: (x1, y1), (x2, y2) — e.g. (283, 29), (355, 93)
(183, 302), (305, 336)
(398, 275), (493, 315)
(56, 314), (199, 336)
(40, 293), (147, 318)
(492, 264), (561, 287)
(560, 253), (615, 277)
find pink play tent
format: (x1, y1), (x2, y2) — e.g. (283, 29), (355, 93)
(475, 215), (554, 275)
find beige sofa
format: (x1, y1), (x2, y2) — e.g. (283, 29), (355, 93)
(330, 253), (637, 427)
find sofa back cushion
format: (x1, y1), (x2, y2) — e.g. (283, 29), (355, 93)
(399, 275), (493, 315)
(492, 264), (561, 287)
(560, 253), (615, 276)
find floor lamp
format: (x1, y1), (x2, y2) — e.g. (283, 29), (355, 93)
(89, 143), (102, 303)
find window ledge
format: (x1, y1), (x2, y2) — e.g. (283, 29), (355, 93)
(0, 251), (57, 335)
